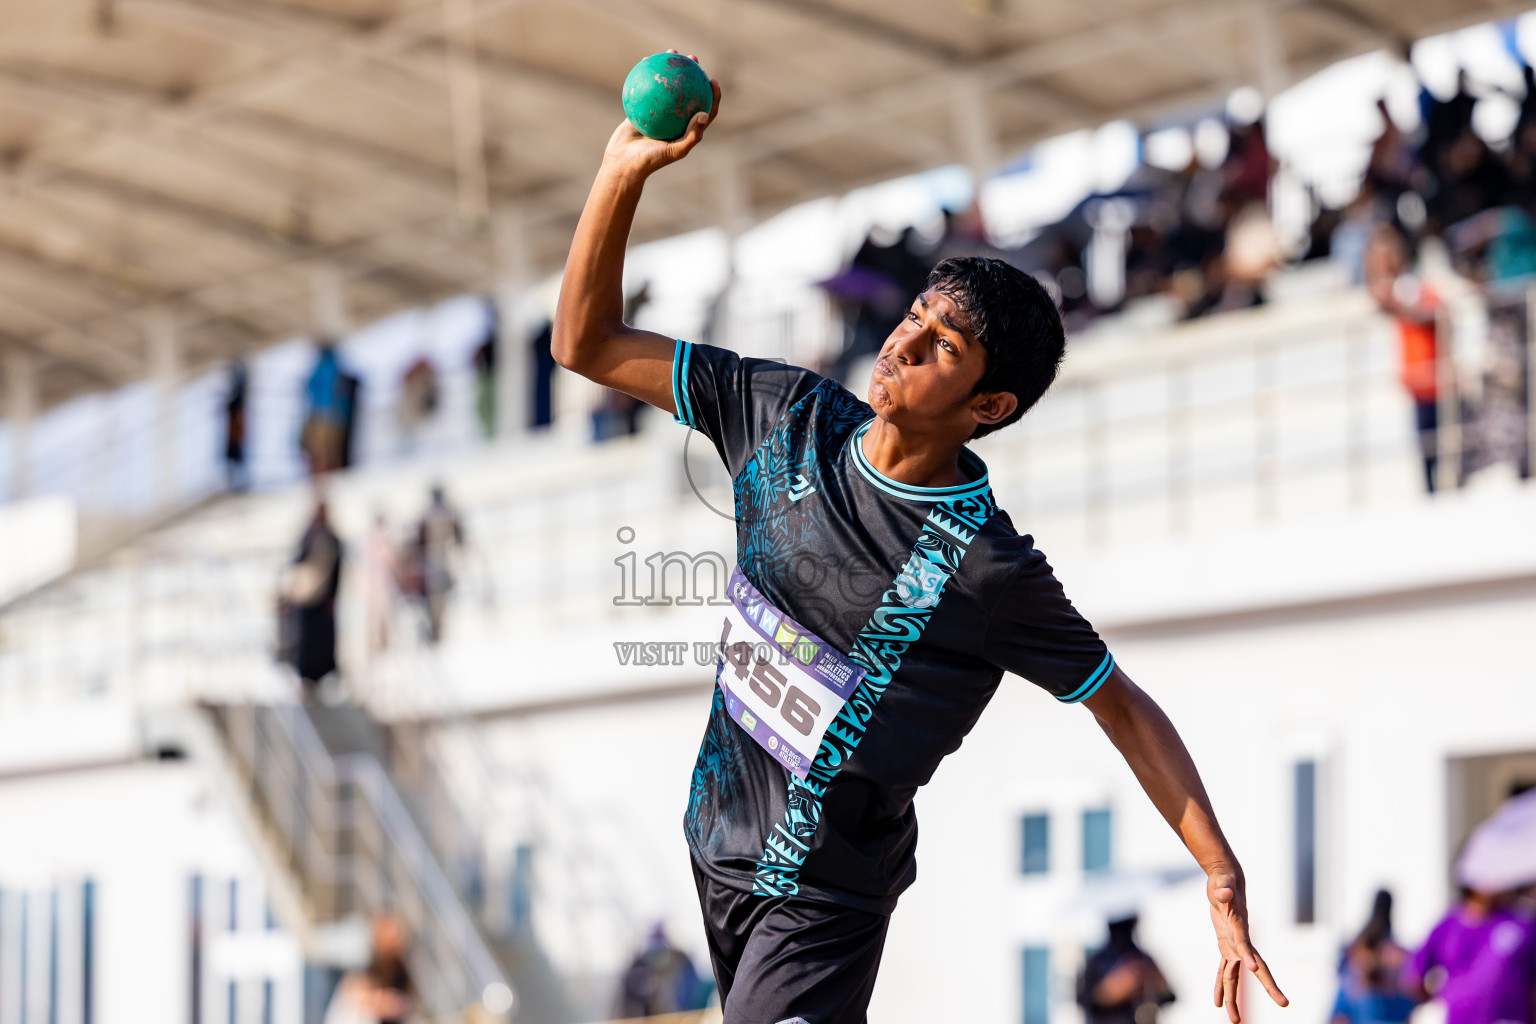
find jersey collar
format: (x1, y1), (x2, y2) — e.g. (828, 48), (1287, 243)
(848, 417), (992, 503)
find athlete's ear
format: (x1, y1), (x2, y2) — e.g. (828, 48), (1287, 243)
(970, 389), (1018, 429)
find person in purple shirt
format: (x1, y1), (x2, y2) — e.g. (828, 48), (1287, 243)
(1409, 887), (1536, 1024)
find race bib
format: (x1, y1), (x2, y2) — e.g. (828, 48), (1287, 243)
(715, 567), (865, 779)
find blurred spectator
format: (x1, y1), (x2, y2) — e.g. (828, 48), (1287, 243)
(408, 486), (464, 644)
(280, 500), (344, 698)
(397, 355), (440, 453)
(1365, 225), (1444, 493)
(1330, 890), (1416, 1024)
(614, 923), (708, 1018)
(473, 303), (497, 439)
(530, 319), (557, 429)
(1407, 886), (1536, 1024)
(339, 369), (361, 471)
(1331, 189), (1382, 287)
(1365, 99), (1418, 207)
(592, 285), (653, 441)
(364, 512), (398, 664)
(592, 389), (644, 442)
(301, 343), (351, 475)
(1449, 207), (1536, 483)
(323, 913), (414, 1024)
(1077, 915), (1175, 1024)
(366, 913), (414, 1024)
(1221, 116), (1275, 211)
(224, 359), (248, 491)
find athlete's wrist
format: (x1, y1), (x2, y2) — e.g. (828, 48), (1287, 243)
(596, 156), (653, 191)
(1203, 859), (1244, 885)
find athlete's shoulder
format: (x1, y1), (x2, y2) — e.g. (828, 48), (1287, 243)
(964, 509), (1051, 582)
(805, 375), (873, 432)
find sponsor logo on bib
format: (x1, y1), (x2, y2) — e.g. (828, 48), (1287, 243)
(774, 622), (799, 649)
(791, 636), (819, 665)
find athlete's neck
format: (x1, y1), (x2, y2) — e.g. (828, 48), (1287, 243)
(860, 418), (970, 489)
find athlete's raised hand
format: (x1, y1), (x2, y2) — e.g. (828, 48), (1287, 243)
(603, 51), (721, 180)
(1208, 867), (1287, 1022)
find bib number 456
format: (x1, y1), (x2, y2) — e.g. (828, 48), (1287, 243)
(720, 617), (822, 735)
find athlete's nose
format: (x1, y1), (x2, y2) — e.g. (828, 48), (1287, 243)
(887, 323), (928, 364)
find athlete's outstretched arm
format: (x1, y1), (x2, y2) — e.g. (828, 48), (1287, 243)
(551, 54), (721, 413)
(1083, 667), (1288, 1023)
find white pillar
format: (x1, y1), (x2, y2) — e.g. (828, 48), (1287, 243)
(6, 347), (35, 500)
(493, 205), (532, 438)
(712, 143), (752, 351)
(145, 307), (181, 511)
(309, 263), (351, 340)
(1249, 0), (1288, 100)
(951, 73), (1000, 185)
(714, 142), (752, 237)
(443, 0), (490, 227)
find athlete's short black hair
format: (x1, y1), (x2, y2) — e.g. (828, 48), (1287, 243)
(925, 256), (1065, 439)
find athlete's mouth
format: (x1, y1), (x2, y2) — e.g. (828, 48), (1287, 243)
(874, 357), (896, 381)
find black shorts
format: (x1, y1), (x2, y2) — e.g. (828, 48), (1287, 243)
(692, 860), (890, 1024)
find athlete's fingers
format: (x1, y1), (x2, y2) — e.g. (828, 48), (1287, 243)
(1213, 962), (1224, 1007)
(1223, 960), (1242, 1024)
(668, 110), (711, 159)
(708, 76), (722, 120)
(1249, 953), (1289, 1007)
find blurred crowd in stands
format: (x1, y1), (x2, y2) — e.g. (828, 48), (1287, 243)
(823, 65), (1535, 339)
(817, 60), (1535, 492)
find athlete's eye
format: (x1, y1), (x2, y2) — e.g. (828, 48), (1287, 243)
(906, 311), (920, 324)
(939, 338), (956, 354)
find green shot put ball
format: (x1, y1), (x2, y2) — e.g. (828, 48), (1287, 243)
(621, 53), (712, 142)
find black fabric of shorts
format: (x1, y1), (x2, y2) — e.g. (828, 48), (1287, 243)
(691, 860), (890, 1024)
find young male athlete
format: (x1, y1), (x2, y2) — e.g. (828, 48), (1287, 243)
(553, 57), (1288, 1024)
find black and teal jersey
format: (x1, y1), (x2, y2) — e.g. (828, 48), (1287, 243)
(673, 340), (1114, 914)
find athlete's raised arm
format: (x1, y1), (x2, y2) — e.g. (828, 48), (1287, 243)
(551, 53), (721, 414)
(1082, 666), (1288, 1023)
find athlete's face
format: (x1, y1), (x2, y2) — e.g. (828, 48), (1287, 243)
(867, 288), (1017, 438)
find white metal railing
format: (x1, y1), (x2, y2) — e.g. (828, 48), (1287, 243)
(207, 700), (511, 1023)
(362, 579), (658, 990)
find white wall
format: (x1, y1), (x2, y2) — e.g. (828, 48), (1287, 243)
(0, 495), (75, 606)
(0, 762), (302, 1024)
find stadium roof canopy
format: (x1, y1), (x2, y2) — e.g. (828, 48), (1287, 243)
(2, 0), (1528, 409)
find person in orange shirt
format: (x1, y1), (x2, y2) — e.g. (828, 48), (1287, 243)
(1365, 225), (1444, 493)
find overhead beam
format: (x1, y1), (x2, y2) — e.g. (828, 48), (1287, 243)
(1303, 0), (1407, 51)
(729, 0), (970, 64)
(13, 0), (538, 191)
(0, 286), (140, 384)
(0, 61), (447, 220)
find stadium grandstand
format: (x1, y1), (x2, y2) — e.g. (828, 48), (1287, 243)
(0, 0), (1534, 1022)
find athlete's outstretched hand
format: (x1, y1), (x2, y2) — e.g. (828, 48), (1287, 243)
(1083, 672), (1287, 1022)
(603, 50), (721, 181)
(1208, 868), (1287, 1022)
